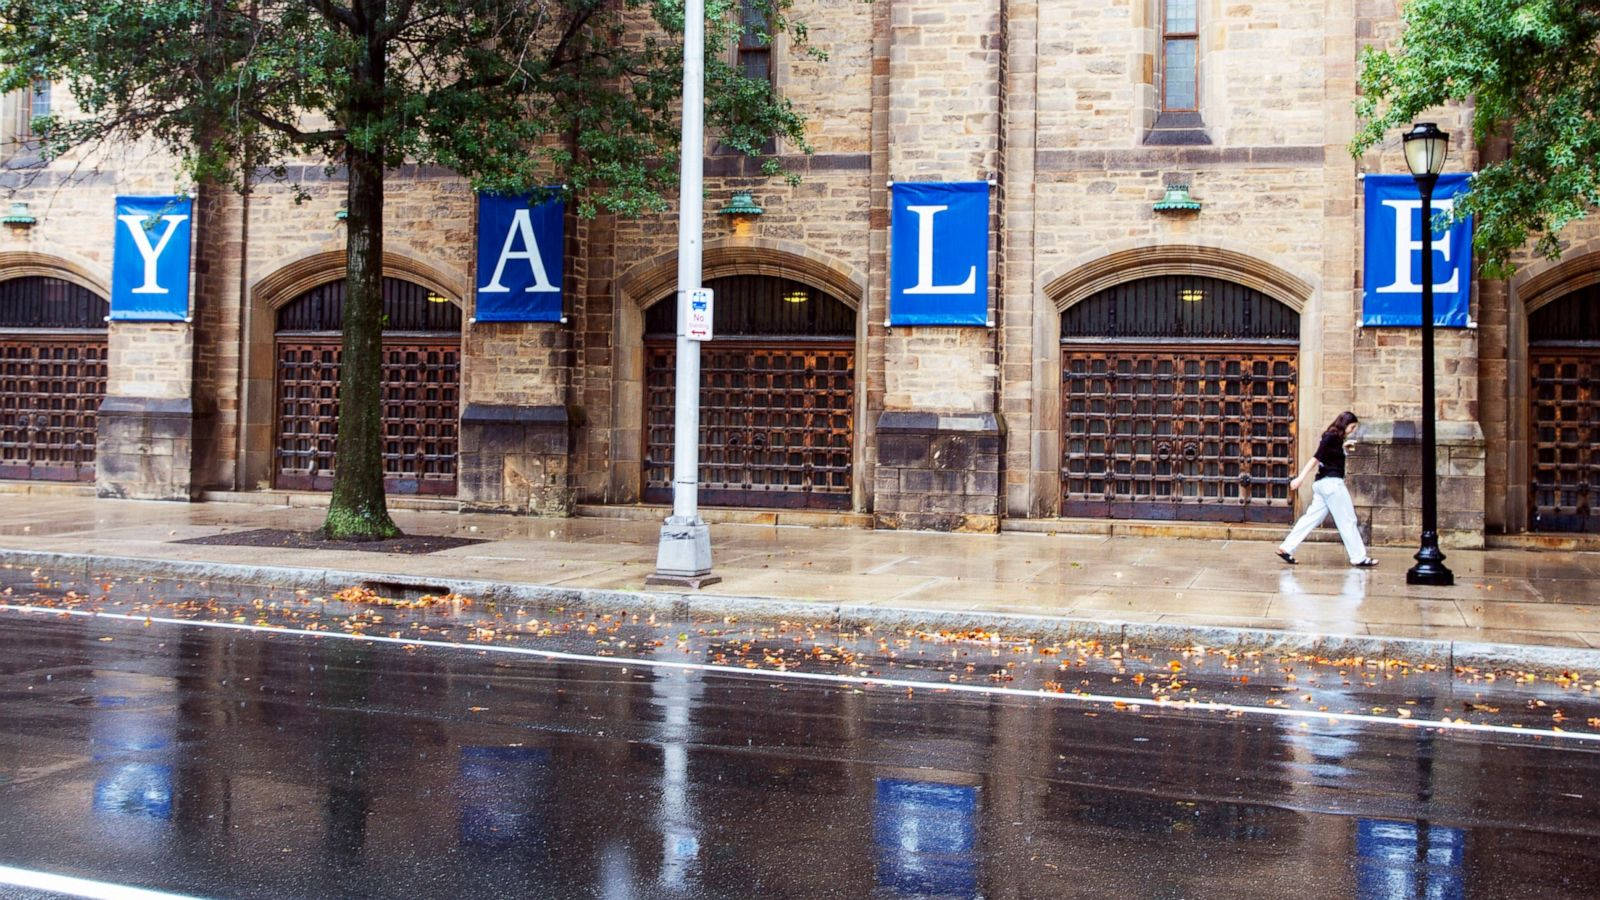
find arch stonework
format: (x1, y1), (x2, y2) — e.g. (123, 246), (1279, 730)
(607, 241), (868, 508)
(1043, 244), (1314, 314)
(1514, 250), (1600, 317)
(0, 251), (111, 298)
(249, 248), (467, 312)
(617, 239), (866, 311)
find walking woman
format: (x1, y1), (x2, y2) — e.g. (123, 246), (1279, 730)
(1277, 411), (1379, 567)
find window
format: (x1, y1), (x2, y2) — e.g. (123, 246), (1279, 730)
(738, 0), (771, 84)
(30, 80), (50, 121)
(1160, 0), (1197, 112)
(1145, 0), (1207, 145)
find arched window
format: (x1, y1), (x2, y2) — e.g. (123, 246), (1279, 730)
(275, 277), (461, 333)
(645, 275), (854, 338)
(0, 276), (109, 329)
(1060, 275), (1298, 341)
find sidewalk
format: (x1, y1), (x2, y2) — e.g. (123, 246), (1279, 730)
(2, 494), (1598, 669)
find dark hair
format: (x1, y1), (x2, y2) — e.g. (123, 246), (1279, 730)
(1323, 411), (1359, 440)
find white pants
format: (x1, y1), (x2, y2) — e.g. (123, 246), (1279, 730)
(1279, 477), (1368, 564)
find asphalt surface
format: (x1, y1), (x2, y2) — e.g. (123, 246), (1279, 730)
(1, 571), (1599, 898)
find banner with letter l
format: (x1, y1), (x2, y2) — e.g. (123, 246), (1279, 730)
(475, 191), (564, 322)
(110, 195), (193, 322)
(890, 181), (990, 326)
(1362, 173), (1473, 327)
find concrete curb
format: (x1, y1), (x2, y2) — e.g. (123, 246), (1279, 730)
(4, 548), (1597, 677)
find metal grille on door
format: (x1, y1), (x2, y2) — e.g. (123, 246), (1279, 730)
(643, 274), (856, 510)
(0, 277), (109, 483)
(1061, 346), (1297, 522)
(273, 278), (460, 495)
(1059, 275), (1300, 523)
(645, 341), (853, 509)
(1529, 285), (1600, 532)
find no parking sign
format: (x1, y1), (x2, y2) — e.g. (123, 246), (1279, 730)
(686, 288), (713, 341)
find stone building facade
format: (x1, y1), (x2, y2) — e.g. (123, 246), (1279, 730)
(2, 0), (1597, 547)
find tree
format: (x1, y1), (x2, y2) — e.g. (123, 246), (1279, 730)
(0, 0), (820, 538)
(1351, 0), (1600, 274)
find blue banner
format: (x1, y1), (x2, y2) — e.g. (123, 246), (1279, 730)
(476, 191), (564, 322)
(110, 195), (193, 322)
(1363, 173), (1473, 327)
(890, 182), (990, 326)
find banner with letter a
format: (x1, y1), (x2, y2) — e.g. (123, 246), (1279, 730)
(1362, 173), (1473, 327)
(475, 191), (564, 322)
(110, 195), (193, 322)
(890, 181), (990, 326)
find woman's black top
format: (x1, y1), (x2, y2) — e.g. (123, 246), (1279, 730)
(1314, 431), (1346, 480)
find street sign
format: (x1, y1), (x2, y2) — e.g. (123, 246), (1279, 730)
(686, 288), (713, 341)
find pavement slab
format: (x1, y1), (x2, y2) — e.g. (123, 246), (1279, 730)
(1, 493), (1599, 671)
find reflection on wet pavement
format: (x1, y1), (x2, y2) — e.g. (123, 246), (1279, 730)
(1, 577), (1599, 897)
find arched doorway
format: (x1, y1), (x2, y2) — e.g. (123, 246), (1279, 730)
(273, 278), (461, 495)
(0, 276), (108, 482)
(643, 274), (855, 509)
(1529, 283), (1600, 532)
(1060, 275), (1299, 522)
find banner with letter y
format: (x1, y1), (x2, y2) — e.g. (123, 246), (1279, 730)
(110, 195), (194, 322)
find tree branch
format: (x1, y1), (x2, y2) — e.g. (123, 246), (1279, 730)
(245, 107), (346, 144)
(546, 4), (604, 72)
(305, 0), (359, 31)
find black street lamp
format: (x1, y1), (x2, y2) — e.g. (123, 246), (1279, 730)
(1402, 122), (1454, 587)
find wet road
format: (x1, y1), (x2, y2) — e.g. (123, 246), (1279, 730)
(2, 576), (1600, 897)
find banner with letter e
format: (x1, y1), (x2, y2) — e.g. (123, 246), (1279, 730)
(890, 181), (990, 326)
(110, 195), (193, 322)
(475, 191), (564, 322)
(1362, 173), (1473, 327)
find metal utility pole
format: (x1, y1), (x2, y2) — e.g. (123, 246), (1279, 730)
(649, 0), (719, 588)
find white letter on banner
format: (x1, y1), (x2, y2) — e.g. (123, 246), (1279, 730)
(480, 208), (559, 293)
(116, 214), (189, 294)
(1375, 199), (1459, 294)
(902, 205), (977, 295)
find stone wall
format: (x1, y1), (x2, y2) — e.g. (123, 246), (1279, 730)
(8, 0), (1592, 547)
(458, 404), (572, 516)
(1347, 421), (1486, 550)
(873, 412), (1002, 532)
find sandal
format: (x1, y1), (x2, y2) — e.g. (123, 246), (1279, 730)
(1276, 550), (1296, 565)
(1353, 558), (1379, 567)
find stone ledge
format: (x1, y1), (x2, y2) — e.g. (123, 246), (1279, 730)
(1356, 419), (1485, 446)
(877, 411), (1001, 435)
(97, 395), (194, 418)
(460, 403), (569, 426)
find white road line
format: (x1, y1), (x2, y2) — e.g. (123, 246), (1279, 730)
(0, 864), (206, 900)
(4, 603), (1598, 745)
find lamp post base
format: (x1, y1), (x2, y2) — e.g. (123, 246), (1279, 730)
(651, 517), (717, 587)
(1406, 543), (1454, 586)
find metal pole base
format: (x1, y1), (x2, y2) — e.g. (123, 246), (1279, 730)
(1406, 543), (1454, 587)
(650, 518), (718, 588)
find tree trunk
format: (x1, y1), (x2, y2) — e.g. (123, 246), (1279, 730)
(323, 1), (399, 540)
